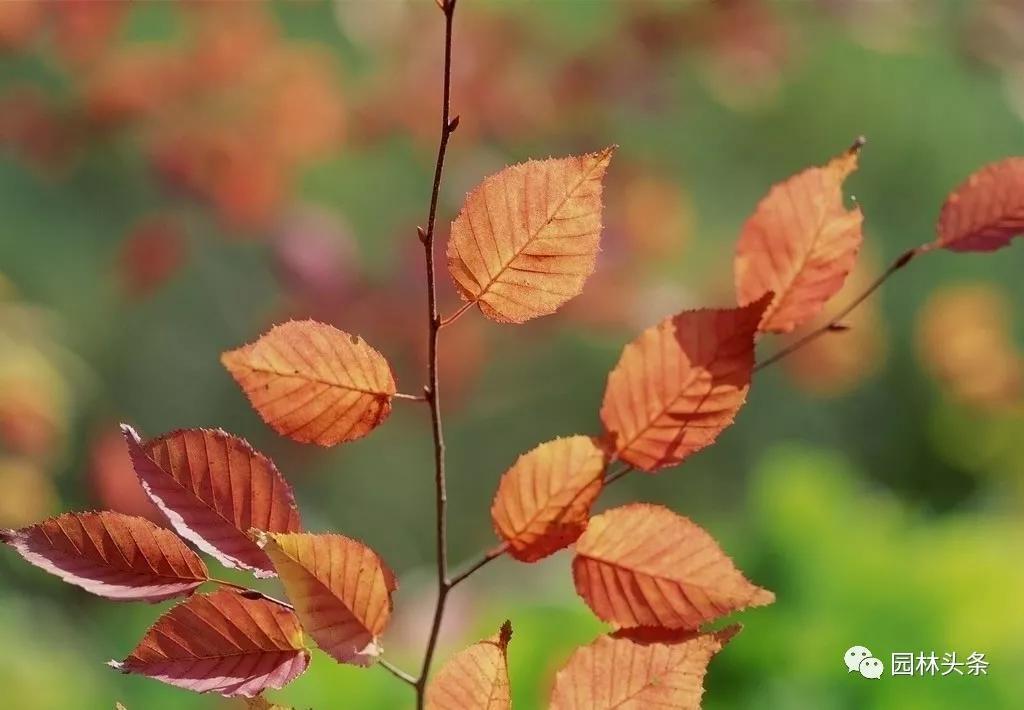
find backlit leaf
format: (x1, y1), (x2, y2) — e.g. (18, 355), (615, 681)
(734, 142), (864, 333)
(256, 531), (397, 666)
(573, 504), (773, 629)
(425, 621), (512, 710)
(446, 148), (614, 323)
(599, 297), (768, 471)
(935, 157), (1024, 252)
(491, 436), (606, 562)
(1, 511), (207, 602)
(123, 425), (300, 578)
(549, 626), (738, 710)
(221, 320), (396, 446)
(109, 589), (309, 698)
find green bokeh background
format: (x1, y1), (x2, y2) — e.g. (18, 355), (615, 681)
(0, 2), (1022, 709)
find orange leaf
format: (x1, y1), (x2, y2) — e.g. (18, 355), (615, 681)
(446, 148), (615, 323)
(123, 425), (301, 578)
(1, 511), (207, 602)
(221, 320), (396, 446)
(256, 531), (397, 666)
(734, 141), (864, 333)
(109, 589), (309, 698)
(425, 621), (512, 710)
(550, 626), (738, 709)
(599, 298), (768, 472)
(572, 504), (773, 629)
(935, 157), (1024, 252)
(491, 436), (606, 562)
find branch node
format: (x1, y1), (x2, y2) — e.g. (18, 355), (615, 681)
(448, 115), (461, 133)
(417, 226), (428, 244)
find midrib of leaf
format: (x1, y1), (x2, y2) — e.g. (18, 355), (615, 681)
(239, 362), (390, 398)
(467, 152), (609, 303)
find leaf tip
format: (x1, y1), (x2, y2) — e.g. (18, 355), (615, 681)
(498, 620), (513, 649)
(849, 135), (866, 154)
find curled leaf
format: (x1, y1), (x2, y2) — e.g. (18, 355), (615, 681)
(599, 297), (768, 471)
(491, 435), (606, 562)
(734, 141), (864, 333)
(122, 425), (300, 578)
(446, 148), (614, 323)
(550, 626), (738, 709)
(257, 531), (396, 666)
(1, 511), (207, 602)
(935, 157), (1024, 252)
(222, 320), (397, 446)
(426, 621), (512, 710)
(110, 589), (310, 698)
(572, 504), (774, 629)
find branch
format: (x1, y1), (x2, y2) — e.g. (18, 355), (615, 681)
(414, 1), (459, 706)
(753, 246), (921, 373)
(448, 543), (508, 588)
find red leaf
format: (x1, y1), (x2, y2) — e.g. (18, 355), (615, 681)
(572, 504), (774, 629)
(734, 142), (864, 333)
(599, 297), (768, 471)
(257, 531), (397, 666)
(1, 511), (207, 602)
(122, 425), (301, 578)
(935, 157), (1024, 252)
(446, 148), (615, 323)
(491, 436), (606, 562)
(221, 320), (397, 446)
(110, 589), (309, 698)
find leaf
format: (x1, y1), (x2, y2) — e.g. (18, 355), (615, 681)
(491, 436), (606, 562)
(734, 141), (864, 333)
(425, 621), (512, 710)
(256, 531), (397, 666)
(221, 320), (397, 446)
(109, 589), (309, 698)
(446, 148), (615, 323)
(934, 157), (1024, 252)
(572, 504), (774, 629)
(549, 627), (737, 709)
(1, 511), (207, 602)
(599, 297), (768, 472)
(123, 425), (301, 578)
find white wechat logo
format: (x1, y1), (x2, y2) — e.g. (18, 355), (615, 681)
(844, 645), (884, 679)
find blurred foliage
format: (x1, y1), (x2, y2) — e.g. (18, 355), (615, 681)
(0, 0), (1022, 708)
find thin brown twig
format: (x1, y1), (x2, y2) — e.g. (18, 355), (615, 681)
(448, 543), (508, 588)
(414, 1), (459, 706)
(379, 659), (417, 686)
(753, 246), (922, 373)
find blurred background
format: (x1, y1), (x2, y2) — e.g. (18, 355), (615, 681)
(0, 1), (1022, 708)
